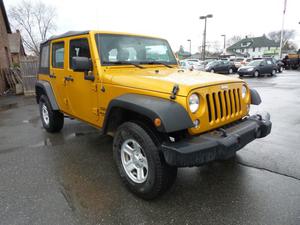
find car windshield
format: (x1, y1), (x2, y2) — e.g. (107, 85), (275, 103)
(248, 60), (262, 66)
(95, 34), (177, 66)
(207, 60), (220, 66)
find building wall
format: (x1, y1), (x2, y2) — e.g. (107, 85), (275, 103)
(0, 8), (11, 69)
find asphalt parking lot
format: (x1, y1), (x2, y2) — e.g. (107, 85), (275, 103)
(0, 70), (300, 225)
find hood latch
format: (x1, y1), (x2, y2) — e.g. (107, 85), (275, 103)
(170, 84), (179, 100)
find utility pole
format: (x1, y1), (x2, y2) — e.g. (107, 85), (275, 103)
(279, 0), (287, 58)
(221, 34), (226, 54)
(187, 39), (192, 55)
(200, 14), (213, 60)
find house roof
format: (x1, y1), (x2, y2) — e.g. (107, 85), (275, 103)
(0, 0), (11, 33)
(227, 35), (279, 50)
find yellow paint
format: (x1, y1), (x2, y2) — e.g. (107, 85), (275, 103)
(38, 30), (250, 134)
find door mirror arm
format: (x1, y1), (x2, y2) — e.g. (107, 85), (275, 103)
(84, 71), (95, 81)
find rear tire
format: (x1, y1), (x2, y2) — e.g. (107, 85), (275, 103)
(210, 69), (215, 73)
(113, 122), (177, 199)
(228, 68), (233, 74)
(39, 95), (64, 133)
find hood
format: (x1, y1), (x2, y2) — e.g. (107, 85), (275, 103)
(106, 68), (243, 96)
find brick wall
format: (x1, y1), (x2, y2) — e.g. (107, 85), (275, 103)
(0, 8), (11, 94)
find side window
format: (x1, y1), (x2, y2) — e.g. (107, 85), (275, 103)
(69, 38), (91, 69)
(266, 60), (272, 65)
(52, 42), (65, 68)
(40, 45), (49, 68)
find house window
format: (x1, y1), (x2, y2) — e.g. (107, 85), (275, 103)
(52, 42), (65, 68)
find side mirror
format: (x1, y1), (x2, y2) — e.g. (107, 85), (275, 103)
(72, 56), (95, 81)
(72, 56), (92, 71)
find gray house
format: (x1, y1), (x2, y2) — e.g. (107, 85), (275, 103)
(227, 35), (279, 58)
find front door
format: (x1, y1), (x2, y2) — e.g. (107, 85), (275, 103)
(65, 36), (99, 125)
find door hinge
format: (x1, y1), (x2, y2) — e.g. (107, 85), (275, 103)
(92, 107), (100, 116)
(63, 98), (69, 105)
(91, 83), (97, 92)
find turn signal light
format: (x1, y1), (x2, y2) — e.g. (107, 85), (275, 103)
(154, 118), (161, 127)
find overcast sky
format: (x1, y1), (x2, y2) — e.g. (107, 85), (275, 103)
(5, 0), (300, 53)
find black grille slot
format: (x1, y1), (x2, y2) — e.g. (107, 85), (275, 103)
(206, 94), (212, 122)
(212, 93), (218, 120)
(224, 91), (228, 116)
(233, 89), (238, 113)
(218, 92), (223, 119)
(237, 88), (241, 112)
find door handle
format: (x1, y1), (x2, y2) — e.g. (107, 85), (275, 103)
(49, 73), (56, 78)
(64, 76), (74, 82)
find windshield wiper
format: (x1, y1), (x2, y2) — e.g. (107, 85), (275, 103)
(143, 61), (174, 68)
(104, 61), (144, 69)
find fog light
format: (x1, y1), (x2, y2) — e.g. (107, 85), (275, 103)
(193, 119), (200, 128)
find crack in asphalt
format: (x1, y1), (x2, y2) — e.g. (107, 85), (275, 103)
(237, 161), (300, 182)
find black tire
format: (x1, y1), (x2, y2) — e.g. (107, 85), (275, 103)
(271, 69), (276, 76)
(39, 95), (64, 133)
(254, 70), (259, 77)
(278, 66), (283, 73)
(210, 69), (215, 73)
(228, 68), (233, 74)
(113, 122), (177, 199)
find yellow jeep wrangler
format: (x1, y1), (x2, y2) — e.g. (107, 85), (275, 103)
(36, 31), (271, 199)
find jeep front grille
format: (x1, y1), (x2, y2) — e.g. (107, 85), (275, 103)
(206, 88), (242, 123)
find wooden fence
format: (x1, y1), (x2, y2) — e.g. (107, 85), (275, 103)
(20, 58), (39, 96)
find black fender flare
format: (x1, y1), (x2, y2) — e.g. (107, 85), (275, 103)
(35, 80), (59, 110)
(103, 94), (194, 133)
(250, 88), (261, 105)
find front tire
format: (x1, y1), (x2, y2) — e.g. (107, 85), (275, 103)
(210, 69), (215, 73)
(113, 122), (177, 199)
(271, 69), (276, 76)
(254, 70), (259, 77)
(228, 68), (233, 74)
(39, 95), (64, 133)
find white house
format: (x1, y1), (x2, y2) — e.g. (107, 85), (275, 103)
(227, 35), (280, 58)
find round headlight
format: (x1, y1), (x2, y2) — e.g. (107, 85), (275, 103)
(189, 93), (200, 113)
(242, 85), (247, 98)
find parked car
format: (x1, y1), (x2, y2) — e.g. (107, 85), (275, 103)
(35, 30), (271, 199)
(238, 59), (277, 77)
(205, 60), (236, 74)
(233, 58), (252, 68)
(180, 59), (205, 71)
(179, 60), (193, 70)
(253, 57), (284, 73)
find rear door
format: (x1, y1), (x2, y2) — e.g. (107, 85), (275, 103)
(50, 40), (68, 112)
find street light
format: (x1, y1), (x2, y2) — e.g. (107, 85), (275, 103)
(221, 34), (226, 54)
(187, 39), (192, 55)
(200, 14), (213, 60)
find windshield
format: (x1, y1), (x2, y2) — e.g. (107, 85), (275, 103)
(248, 60), (262, 66)
(95, 34), (177, 66)
(207, 60), (219, 66)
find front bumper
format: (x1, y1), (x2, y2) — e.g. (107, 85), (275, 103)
(238, 70), (254, 76)
(161, 113), (272, 167)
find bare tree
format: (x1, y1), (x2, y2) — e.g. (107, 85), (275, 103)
(227, 35), (242, 47)
(8, 0), (56, 56)
(268, 29), (297, 50)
